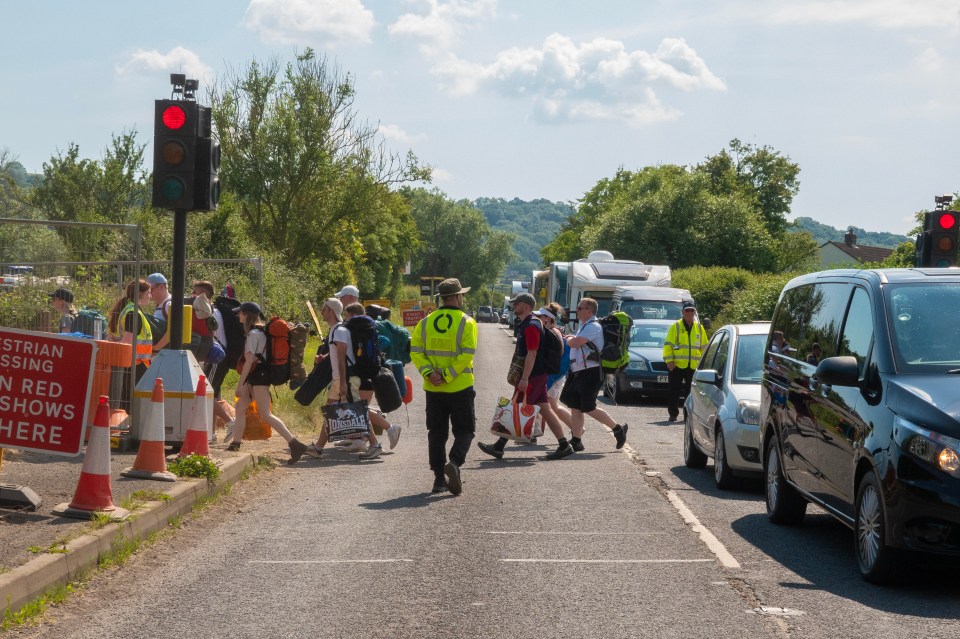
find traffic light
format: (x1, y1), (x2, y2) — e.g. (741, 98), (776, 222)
(928, 210), (959, 267)
(152, 100), (198, 209)
(915, 212), (932, 267)
(193, 106), (220, 211)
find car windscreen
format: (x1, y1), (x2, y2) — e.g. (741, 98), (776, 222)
(887, 283), (960, 372)
(732, 333), (767, 384)
(630, 324), (670, 348)
(619, 300), (683, 320)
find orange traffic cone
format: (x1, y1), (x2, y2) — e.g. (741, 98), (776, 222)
(178, 376), (210, 457)
(122, 378), (176, 482)
(53, 396), (130, 521)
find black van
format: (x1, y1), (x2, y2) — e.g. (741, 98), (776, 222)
(760, 268), (960, 583)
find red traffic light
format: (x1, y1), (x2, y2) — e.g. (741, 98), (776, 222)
(938, 212), (956, 229)
(161, 105), (187, 130)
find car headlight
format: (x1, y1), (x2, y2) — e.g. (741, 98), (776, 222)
(626, 359), (648, 371)
(895, 416), (960, 478)
(736, 399), (761, 426)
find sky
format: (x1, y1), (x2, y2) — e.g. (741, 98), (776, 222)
(2, 1), (959, 237)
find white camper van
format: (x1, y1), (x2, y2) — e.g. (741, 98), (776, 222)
(611, 286), (693, 322)
(550, 251), (672, 326)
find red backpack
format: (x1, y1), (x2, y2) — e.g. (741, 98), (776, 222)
(259, 317), (292, 385)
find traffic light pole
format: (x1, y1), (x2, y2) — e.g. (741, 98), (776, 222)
(169, 208), (187, 350)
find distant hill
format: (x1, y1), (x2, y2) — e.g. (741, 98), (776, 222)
(792, 217), (909, 249)
(473, 197), (573, 279)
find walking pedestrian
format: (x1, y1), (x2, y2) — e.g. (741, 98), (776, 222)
(410, 278), (477, 495)
(559, 297), (628, 450)
(48, 287), (77, 334)
(225, 301), (308, 464)
(663, 300), (708, 422)
(477, 293), (573, 460)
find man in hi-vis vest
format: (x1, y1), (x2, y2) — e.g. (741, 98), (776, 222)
(663, 300), (708, 422)
(410, 278), (478, 496)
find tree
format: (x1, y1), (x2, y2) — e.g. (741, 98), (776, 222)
(209, 49), (428, 299)
(402, 187), (514, 292)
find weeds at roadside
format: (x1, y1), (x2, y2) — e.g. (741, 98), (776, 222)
(1, 582), (77, 630)
(87, 511), (113, 530)
(28, 542), (68, 555)
(169, 454), (222, 481)
(97, 533), (140, 570)
(131, 489), (173, 503)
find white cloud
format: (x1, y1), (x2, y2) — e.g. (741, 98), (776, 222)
(244, 0), (375, 46)
(755, 0), (960, 29)
(430, 166), (454, 183)
(431, 34), (723, 126)
(115, 47), (213, 82)
(915, 47), (944, 72)
(389, 0), (497, 51)
(379, 123), (425, 143)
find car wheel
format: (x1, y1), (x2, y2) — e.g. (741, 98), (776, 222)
(683, 412), (707, 468)
(855, 470), (900, 584)
(714, 426), (736, 490)
(765, 436), (806, 524)
(610, 375), (625, 404)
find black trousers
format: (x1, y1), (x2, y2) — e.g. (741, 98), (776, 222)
(425, 387), (476, 478)
(667, 366), (695, 418)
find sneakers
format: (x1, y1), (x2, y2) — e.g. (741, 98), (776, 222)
(387, 425), (401, 449)
(444, 462), (462, 495)
(432, 477), (447, 493)
(222, 421), (235, 443)
(359, 445), (383, 460)
(668, 413), (679, 422)
(226, 441), (241, 452)
(288, 439), (308, 464)
(544, 445), (574, 460)
(614, 423), (629, 449)
(570, 438), (585, 452)
(304, 443), (323, 459)
(477, 442), (504, 460)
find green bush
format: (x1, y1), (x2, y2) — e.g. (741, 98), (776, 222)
(673, 266), (754, 321)
(168, 454), (221, 481)
(715, 272), (798, 325)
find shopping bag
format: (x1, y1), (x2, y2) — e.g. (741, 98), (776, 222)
(322, 398), (371, 441)
(489, 392), (542, 442)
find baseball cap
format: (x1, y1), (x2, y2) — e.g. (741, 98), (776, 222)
(146, 273), (167, 286)
(322, 297), (344, 321)
(510, 292), (536, 307)
(234, 301), (265, 320)
(682, 301), (696, 311)
(335, 285), (360, 299)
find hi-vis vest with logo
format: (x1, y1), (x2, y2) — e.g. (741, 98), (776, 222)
(663, 318), (707, 370)
(410, 307), (477, 393)
(114, 302), (153, 364)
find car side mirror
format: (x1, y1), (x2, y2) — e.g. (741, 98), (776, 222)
(693, 369), (719, 385)
(815, 356), (859, 387)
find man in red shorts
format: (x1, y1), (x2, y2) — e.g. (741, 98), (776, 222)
(477, 293), (573, 461)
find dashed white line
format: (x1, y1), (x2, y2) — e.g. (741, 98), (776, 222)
(502, 559), (713, 564)
(250, 559), (414, 564)
(665, 490), (741, 569)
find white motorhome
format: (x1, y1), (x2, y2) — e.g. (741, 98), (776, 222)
(611, 286), (693, 322)
(550, 251), (671, 324)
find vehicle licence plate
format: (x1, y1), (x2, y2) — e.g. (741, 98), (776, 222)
(657, 375), (668, 383)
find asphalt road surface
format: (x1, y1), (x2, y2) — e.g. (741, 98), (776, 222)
(17, 323), (960, 638)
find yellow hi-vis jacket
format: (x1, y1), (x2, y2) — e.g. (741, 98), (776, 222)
(663, 318), (708, 370)
(114, 302), (153, 365)
(410, 306), (477, 393)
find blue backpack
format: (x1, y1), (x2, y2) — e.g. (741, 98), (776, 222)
(346, 315), (382, 380)
(376, 319), (411, 364)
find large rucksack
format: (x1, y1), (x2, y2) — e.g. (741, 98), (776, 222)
(345, 315), (382, 381)
(538, 325), (563, 375)
(73, 307), (106, 340)
(287, 323), (309, 389)
(258, 316), (292, 385)
(586, 311), (631, 374)
(376, 319), (411, 364)
(213, 296), (244, 367)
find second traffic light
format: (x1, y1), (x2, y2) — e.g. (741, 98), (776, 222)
(927, 210), (959, 267)
(193, 106), (220, 211)
(152, 100), (198, 210)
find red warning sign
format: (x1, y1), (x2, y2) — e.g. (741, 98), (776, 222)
(0, 329), (96, 456)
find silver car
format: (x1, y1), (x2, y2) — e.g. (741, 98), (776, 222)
(683, 322), (769, 489)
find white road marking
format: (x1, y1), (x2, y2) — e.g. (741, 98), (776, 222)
(665, 490), (742, 569)
(502, 559), (713, 564)
(250, 559), (414, 564)
(486, 531), (659, 536)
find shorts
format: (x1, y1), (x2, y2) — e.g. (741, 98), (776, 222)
(318, 376), (363, 406)
(547, 375), (566, 400)
(560, 367), (603, 413)
(519, 373), (549, 405)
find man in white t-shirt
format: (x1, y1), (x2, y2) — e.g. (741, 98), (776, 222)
(559, 297), (628, 451)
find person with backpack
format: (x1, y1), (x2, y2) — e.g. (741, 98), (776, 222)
(301, 299), (400, 461)
(48, 287), (78, 334)
(225, 301), (309, 464)
(477, 293), (572, 461)
(106, 279), (154, 411)
(559, 297), (628, 451)
(146, 273), (172, 351)
(541, 302), (574, 432)
(662, 300), (708, 422)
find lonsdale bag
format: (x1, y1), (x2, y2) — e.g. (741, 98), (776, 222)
(322, 395), (371, 441)
(586, 311), (632, 374)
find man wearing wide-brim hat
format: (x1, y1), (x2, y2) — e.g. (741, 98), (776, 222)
(410, 277), (478, 495)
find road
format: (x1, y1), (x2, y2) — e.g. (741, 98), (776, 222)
(18, 323), (960, 638)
